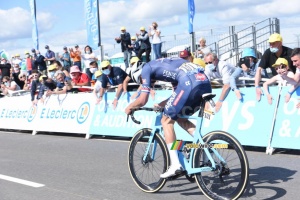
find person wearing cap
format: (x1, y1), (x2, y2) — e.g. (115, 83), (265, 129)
(34, 50), (47, 75)
(230, 47), (262, 100)
(115, 26), (132, 69)
(204, 52), (235, 112)
(0, 58), (11, 78)
(47, 64), (58, 79)
(98, 60), (130, 109)
(128, 36), (140, 56)
(263, 57), (296, 105)
(46, 70), (72, 97)
(148, 22), (162, 59)
(136, 26), (151, 62)
(31, 48), (37, 61)
(255, 33), (294, 101)
(179, 49), (193, 62)
(44, 45), (56, 66)
(193, 58), (206, 68)
(59, 46), (72, 72)
(93, 70), (103, 104)
(69, 65), (90, 92)
(69, 45), (82, 71)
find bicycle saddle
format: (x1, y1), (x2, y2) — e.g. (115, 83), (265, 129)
(202, 93), (216, 101)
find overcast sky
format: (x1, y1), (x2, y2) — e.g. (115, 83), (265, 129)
(0, 0), (300, 58)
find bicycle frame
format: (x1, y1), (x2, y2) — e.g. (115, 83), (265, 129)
(141, 108), (227, 176)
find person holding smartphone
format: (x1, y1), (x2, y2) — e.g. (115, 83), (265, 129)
(148, 22), (162, 60)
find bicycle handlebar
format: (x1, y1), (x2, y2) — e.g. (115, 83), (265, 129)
(127, 107), (164, 124)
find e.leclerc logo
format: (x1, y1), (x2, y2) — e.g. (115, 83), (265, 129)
(27, 106), (38, 122)
(77, 102), (90, 124)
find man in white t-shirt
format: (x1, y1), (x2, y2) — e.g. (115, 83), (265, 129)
(148, 22), (162, 60)
(204, 52), (235, 112)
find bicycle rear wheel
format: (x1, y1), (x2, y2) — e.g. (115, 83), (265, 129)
(193, 131), (249, 200)
(128, 128), (169, 193)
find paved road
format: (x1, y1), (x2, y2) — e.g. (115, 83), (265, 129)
(0, 130), (299, 200)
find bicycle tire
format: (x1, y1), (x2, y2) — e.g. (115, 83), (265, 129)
(193, 131), (249, 200)
(128, 128), (169, 193)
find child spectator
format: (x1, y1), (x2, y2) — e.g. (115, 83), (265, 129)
(129, 36), (140, 56)
(263, 58), (295, 105)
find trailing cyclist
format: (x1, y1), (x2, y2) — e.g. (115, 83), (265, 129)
(124, 57), (212, 178)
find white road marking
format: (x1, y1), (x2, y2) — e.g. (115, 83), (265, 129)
(0, 174), (45, 188)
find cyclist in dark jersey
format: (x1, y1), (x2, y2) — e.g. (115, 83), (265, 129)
(125, 57), (212, 178)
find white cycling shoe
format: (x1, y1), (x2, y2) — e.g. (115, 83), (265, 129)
(160, 164), (184, 178)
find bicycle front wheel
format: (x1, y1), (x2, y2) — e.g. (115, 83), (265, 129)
(128, 128), (169, 193)
(193, 131), (249, 200)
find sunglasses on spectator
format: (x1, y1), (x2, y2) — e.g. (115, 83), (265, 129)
(102, 66), (109, 70)
(205, 61), (213, 64)
(32, 74), (38, 77)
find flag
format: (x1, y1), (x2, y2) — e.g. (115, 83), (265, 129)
(0, 50), (9, 60)
(29, 0), (39, 50)
(188, 0), (195, 34)
(84, 0), (101, 50)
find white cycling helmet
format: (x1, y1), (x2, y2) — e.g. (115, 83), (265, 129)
(130, 62), (144, 84)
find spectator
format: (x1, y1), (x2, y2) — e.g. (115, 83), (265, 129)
(263, 58), (295, 105)
(34, 50), (47, 75)
(24, 51), (34, 75)
(137, 26), (151, 63)
(17, 73), (27, 90)
(70, 65), (90, 92)
(12, 53), (22, 68)
(89, 61), (99, 85)
(59, 46), (72, 72)
(53, 60), (70, 78)
(29, 70), (42, 104)
(93, 70), (103, 104)
(179, 50), (193, 62)
(98, 60), (130, 109)
(26, 70), (40, 91)
(196, 37), (212, 59)
(44, 45), (56, 66)
(0, 58), (11, 78)
(70, 45), (82, 71)
(148, 22), (162, 60)
(46, 71), (72, 96)
(255, 33), (294, 101)
(34, 75), (48, 105)
(204, 52), (235, 112)
(31, 48), (37, 60)
(129, 36), (140, 56)
(81, 45), (97, 79)
(1, 75), (20, 96)
(12, 65), (24, 89)
(230, 47), (263, 100)
(115, 26), (132, 69)
(48, 64), (59, 80)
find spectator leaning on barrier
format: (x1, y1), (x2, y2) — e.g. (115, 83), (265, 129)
(137, 26), (151, 63)
(115, 26), (132, 69)
(46, 71), (72, 97)
(255, 33), (294, 101)
(93, 70), (103, 104)
(230, 47), (262, 100)
(70, 45), (82, 71)
(70, 65), (90, 92)
(98, 60), (130, 109)
(59, 46), (72, 72)
(263, 58), (296, 105)
(1, 75), (20, 96)
(204, 52), (235, 112)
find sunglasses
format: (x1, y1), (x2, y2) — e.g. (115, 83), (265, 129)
(102, 66), (109, 70)
(32, 74), (38, 77)
(205, 61), (213, 64)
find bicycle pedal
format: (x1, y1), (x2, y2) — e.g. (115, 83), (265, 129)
(167, 170), (187, 180)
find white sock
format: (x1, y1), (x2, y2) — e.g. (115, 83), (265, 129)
(167, 143), (181, 166)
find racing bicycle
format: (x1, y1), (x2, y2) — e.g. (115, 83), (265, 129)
(127, 93), (249, 200)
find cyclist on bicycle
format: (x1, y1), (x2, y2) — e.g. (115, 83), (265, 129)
(125, 57), (212, 178)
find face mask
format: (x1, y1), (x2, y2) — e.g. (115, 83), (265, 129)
(1, 61), (5, 64)
(47, 49), (50, 52)
(89, 68), (97, 74)
(26, 55), (30, 58)
(14, 67), (20, 72)
(4, 82), (9, 87)
(250, 62), (255, 67)
(270, 47), (279, 53)
(37, 53), (40, 57)
(86, 51), (90, 54)
(206, 64), (216, 72)
(48, 71), (55, 78)
(102, 69), (110, 75)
